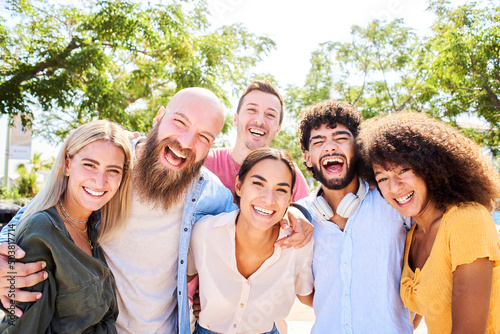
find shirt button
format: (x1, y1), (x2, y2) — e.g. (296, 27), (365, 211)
(233, 324), (237, 328)
(184, 228), (188, 232)
(240, 303), (244, 307)
(345, 324), (348, 329)
(344, 294), (348, 299)
(192, 198), (196, 202)
(344, 263), (347, 267)
(180, 260), (184, 264)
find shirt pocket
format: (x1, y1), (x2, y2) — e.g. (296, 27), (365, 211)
(55, 275), (113, 319)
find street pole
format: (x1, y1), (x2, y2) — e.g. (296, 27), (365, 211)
(4, 116), (11, 189)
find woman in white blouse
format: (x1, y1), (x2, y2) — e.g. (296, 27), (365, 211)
(188, 148), (314, 334)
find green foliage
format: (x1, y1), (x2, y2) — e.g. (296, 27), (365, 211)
(0, 0), (275, 142)
(284, 1), (500, 155)
(285, 19), (425, 121)
(13, 153), (53, 198)
(424, 0), (500, 153)
(0, 186), (23, 201)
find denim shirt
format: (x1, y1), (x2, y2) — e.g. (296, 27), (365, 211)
(0, 167), (237, 334)
(176, 168), (236, 333)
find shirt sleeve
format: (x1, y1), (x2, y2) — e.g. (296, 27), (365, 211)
(292, 164), (310, 202)
(0, 200), (31, 244)
(0, 216), (58, 333)
(448, 203), (500, 272)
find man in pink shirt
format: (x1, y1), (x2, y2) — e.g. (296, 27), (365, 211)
(204, 79), (310, 201)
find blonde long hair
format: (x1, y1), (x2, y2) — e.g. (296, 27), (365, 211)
(21, 120), (133, 242)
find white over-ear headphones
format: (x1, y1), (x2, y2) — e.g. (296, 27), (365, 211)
(311, 177), (366, 220)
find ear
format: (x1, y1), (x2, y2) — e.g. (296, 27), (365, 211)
(235, 176), (242, 197)
(64, 154), (71, 176)
(275, 124), (282, 137)
(153, 106), (166, 126)
(304, 150), (313, 168)
(233, 113), (238, 128)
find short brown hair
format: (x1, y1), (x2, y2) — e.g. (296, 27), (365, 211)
(236, 79), (284, 125)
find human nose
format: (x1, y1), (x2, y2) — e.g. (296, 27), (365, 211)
(177, 129), (196, 150)
(93, 170), (107, 188)
(388, 177), (403, 195)
(324, 139), (338, 152)
(253, 111), (265, 125)
(261, 188), (274, 204)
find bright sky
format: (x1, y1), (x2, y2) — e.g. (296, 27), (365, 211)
(0, 0), (462, 179)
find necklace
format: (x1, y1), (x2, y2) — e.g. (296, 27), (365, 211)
(62, 215), (94, 250)
(58, 199), (87, 233)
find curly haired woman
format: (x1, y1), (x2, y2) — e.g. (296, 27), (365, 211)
(357, 111), (500, 334)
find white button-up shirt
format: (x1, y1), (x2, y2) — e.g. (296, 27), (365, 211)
(188, 210), (314, 334)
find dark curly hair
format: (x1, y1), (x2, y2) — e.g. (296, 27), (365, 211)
(298, 99), (362, 153)
(357, 111), (500, 211)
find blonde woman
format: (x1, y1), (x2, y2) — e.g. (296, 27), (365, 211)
(0, 120), (132, 333)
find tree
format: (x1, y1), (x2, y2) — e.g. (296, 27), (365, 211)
(285, 19), (426, 120)
(0, 0), (275, 141)
(424, 0), (500, 153)
(14, 153), (53, 198)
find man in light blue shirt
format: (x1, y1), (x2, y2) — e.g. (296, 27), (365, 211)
(296, 100), (413, 333)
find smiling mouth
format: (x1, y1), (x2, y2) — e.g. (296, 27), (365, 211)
(321, 156), (344, 173)
(253, 205), (275, 216)
(394, 191), (414, 204)
(249, 128), (266, 137)
(165, 146), (187, 167)
(84, 187), (105, 197)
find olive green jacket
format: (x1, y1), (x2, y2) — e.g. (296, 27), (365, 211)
(0, 206), (118, 334)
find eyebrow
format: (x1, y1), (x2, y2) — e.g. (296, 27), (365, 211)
(309, 130), (352, 143)
(82, 158), (123, 170)
(250, 174), (291, 188)
(174, 112), (216, 141)
(246, 102), (279, 113)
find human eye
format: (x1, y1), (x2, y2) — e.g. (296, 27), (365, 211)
(311, 139), (323, 146)
(174, 118), (186, 127)
(199, 134), (210, 145)
(252, 181), (263, 187)
(266, 112), (277, 119)
(108, 168), (122, 175)
(399, 167), (411, 174)
(336, 136), (349, 143)
(83, 162), (96, 169)
(277, 187), (289, 194)
(375, 177), (387, 184)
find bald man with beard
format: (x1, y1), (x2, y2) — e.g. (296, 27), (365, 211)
(0, 88), (312, 334)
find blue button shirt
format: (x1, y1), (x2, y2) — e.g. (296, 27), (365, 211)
(298, 180), (413, 334)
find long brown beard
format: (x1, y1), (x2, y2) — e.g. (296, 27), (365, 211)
(133, 125), (205, 212)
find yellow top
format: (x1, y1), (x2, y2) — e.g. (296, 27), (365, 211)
(400, 202), (500, 334)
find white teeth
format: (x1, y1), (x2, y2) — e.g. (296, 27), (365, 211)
(253, 205), (274, 216)
(166, 154), (181, 166)
(165, 147), (185, 166)
(395, 191), (414, 204)
(84, 187), (105, 196)
(322, 157), (343, 165)
(249, 128), (265, 136)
